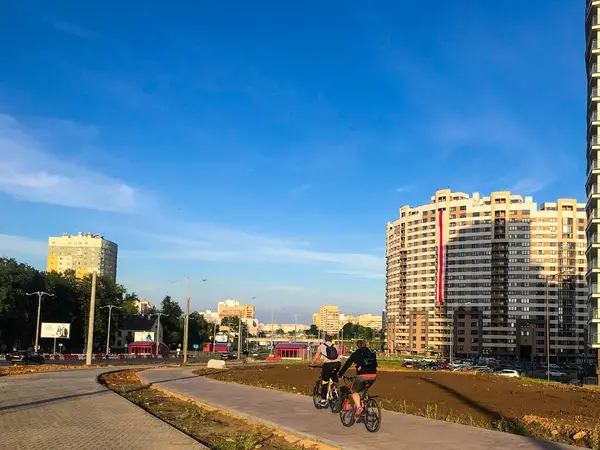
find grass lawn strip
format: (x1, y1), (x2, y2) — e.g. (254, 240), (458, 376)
(101, 369), (335, 450)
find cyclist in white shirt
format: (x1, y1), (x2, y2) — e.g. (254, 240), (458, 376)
(310, 335), (342, 406)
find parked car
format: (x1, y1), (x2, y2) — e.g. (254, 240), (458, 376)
(220, 352), (237, 361)
(496, 369), (520, 378)
(6, 350), (45, 365)
(548, 370), (567, 378)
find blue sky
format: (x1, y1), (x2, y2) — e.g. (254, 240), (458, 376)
(0, 1), (586, 323)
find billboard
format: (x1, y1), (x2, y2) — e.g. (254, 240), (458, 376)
(134, 331), (155, 342)
(41, 323), (70, 339)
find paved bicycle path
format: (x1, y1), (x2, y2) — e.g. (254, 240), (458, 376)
(0, 367), (204, 450)
(140, 367), (576, 450)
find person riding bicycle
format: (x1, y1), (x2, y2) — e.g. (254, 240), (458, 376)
(310, 334), (341, 407)
(339, 340), (377, 418)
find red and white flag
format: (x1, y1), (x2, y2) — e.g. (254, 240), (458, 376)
(436, 209), (446, 305)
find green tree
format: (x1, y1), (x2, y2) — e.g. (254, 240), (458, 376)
(307, 324), (319, 337)
(122, 292), (140, 315)
(158, 296), (183, 348)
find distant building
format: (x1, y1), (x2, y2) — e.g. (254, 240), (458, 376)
(339, 314), (356, 329)
(199, 309), (219, 324)
(313, 306), (340, 334)
(113, 315), (163, 349)
(312, 313), (320, 327)
(279, 324), (310, 334)
(357, 314), (383, 330)
(132, 299), (153, 314)
(47, 232), (118, 279)
(217, 298), (255, 319)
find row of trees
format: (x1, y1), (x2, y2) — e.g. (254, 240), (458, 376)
(0, 258), (214, 353)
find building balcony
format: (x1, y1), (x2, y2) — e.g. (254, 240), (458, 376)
(590, 333), (600, 348)
(590, 283), (600, 298)
(590, 308), (600, 323)
(591, 64), (600, 78)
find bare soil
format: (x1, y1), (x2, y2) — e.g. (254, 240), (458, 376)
(0, 364), (90, 376)
(102, 370), (329, 450)
(194, 364), (600, 448)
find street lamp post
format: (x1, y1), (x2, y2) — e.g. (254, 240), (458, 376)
(26, 291), (54, 352)
(100, 305), (123, 355)
(545, 269), (573, 382)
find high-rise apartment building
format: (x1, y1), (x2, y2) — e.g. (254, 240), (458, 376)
(386, 189), (590, 361)
(314, 305), (340, 334)
(47, 232), (118, 279)
(586, 0), (600, 359)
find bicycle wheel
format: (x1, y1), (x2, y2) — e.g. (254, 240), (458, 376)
(339, 395), (355, 427)
(329, 384), (342, 413)
(363, 397), (382, 433)
(312, 380), (323, 409)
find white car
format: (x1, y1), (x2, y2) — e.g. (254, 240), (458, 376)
(496, 369), (520, 378)
(549, 370), (567, 377)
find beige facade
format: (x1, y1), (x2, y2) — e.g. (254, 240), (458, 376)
(47, 232), (118, 279)
(586, 0), (600, 352)
(313, 305), (340, 334)
(357, 314), (383, 330)
(217, 298), (255, 319)
(386, 189), (589, 361)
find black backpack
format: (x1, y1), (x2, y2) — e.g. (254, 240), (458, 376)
(324, 343), (338, 360)
(358, 348), (377, 368)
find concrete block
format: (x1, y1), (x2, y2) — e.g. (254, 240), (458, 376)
(207, 359), (226, 369)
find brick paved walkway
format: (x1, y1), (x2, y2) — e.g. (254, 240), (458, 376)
(140, 367), (577, 450)
(0, 367), (203, 450)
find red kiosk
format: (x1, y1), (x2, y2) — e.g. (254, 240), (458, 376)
(128, 341), (169, 357)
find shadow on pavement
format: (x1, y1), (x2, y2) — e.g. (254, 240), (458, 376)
(418, 377), (567, 450)
(147, 375), (199, 386)
(0, 389), (108, 413)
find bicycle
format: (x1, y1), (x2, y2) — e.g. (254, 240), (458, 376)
(339, 375), (381, 432)
(309, 365), (342, 413)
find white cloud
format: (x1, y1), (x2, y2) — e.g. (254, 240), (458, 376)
(134, 221), (384, 279)
(395, 185), (415, 193)
(52, 21), (97, 38)
(289, 183), (311, 195)
(0, 114), (152, 212)
(0, 234), (47, 258)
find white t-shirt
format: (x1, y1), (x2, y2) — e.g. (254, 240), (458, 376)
(317, 342), (341, 362)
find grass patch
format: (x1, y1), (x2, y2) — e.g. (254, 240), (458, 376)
(101, 370), (330, 450)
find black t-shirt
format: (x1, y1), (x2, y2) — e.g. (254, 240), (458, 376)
(340, 347), (377, 376)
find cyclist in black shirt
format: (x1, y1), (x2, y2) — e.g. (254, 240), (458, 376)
(339, 340), (377, 417)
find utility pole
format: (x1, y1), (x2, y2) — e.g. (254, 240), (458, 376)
(85, 272), (97, 366)
(100, 305), (122, 355)
(237, 315), (243, 359)
(175, 277), (205, 364)
(271, 309), (275, 352)
(26, 291), (54, 352)
(151, 312), (167, 357)
(183, 277), (191, 364)
(294, 314), (299, 343)
(212, 321), (217, 353)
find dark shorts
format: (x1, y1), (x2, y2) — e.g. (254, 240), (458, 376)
(321, 361), (341, 383)
(351, 374), (376, 394)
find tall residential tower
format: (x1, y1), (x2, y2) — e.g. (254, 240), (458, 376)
(386, 189), (590, 361)
(47, 232), (118, 279)
(586, 0), (600, 360)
